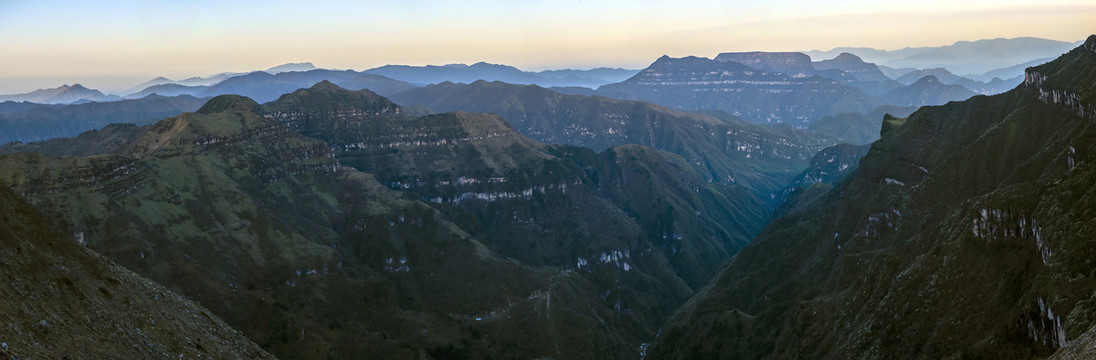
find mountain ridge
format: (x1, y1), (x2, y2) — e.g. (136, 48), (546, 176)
(649, 34), (1096, 360)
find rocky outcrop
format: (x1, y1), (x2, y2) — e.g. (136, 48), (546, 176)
(1024, 70), (1096, 122)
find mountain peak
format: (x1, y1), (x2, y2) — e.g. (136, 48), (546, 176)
(1086, 34), (1096, 52)
(834, 52), (864, 63)
(266, 80), (401, 116)
(196, 94), (261, 114)
(309, 79), (342, 91)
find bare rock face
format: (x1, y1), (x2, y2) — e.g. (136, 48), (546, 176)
(714, 51), (816, 78)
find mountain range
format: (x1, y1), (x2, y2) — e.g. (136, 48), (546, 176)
(805, 36), (1078, 75)
(0, 81), (813, 359)
(650, 34), (1096, 359)
(598, 55), (882, 126)
(389, 80), (840, 197)
(362, 62), (638, 88)
(0, 84), (121, 104)
(0, 94), (208, 145)
(2, 34), (1094, 360)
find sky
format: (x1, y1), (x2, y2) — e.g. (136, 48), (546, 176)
(0, 0), (1094, 93)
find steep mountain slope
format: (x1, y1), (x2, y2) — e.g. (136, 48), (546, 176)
(266, 80), (766, 286)
(650, 35), (1096, 359)
(0, 94), (208, 145)
(597, 55), (881, 126)
(775, 143), (872, 209)
(0, 184), (273, 359)
(0, 96), (573, 359)
(883, 75), (978, 106)
(1, 83), (778, 359)
(389, 80), (840, 196)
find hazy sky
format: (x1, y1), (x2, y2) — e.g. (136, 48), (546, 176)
(1, 0), (1094, 93)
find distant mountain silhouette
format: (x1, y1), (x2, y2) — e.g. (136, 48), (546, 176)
(806, 36), (1076, 75)
(265, 62), (317, 73)
(884, 75), (977, 106)
(364, 62), (637, 88)
(596, 55), (881, 126)
(0, 84), (120, 104)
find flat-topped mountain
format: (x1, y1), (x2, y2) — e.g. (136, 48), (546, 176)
(714, 51), (815, 78)
(597, 55), (881, 126)
(265, 62), (317, 73)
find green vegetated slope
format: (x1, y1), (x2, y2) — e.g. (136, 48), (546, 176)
(389, 80), (839, 199)
(0, 81), (773, 359)
(0, 123), (144, 157)
(649, 35), (1096, 359)
(0, 95), (208, 145)
(773, 142), (872, 212)
(0, 184), (273, 359)
(809, 105), (918, 145)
